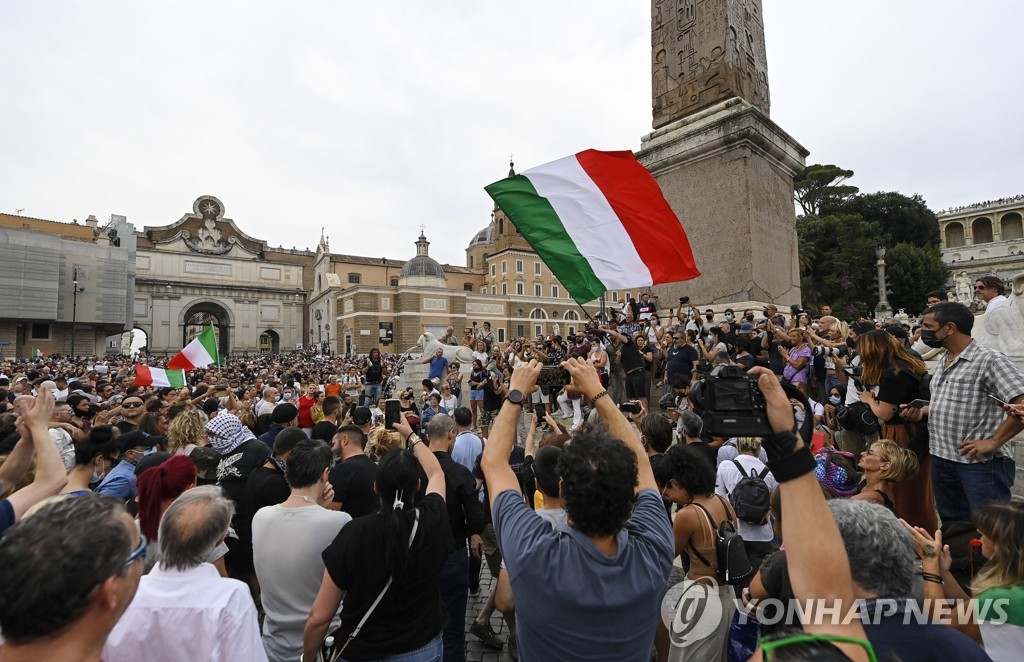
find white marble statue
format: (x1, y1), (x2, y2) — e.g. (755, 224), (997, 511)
(973, 272), (1024, 366)
(955, 271), (973, 304)
(417, 332), (475, 365)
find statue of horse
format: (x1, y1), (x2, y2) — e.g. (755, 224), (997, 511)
(418, 332), (475, 365)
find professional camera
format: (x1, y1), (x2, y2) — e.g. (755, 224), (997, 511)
(679, 296), (690, 305)
(811, 344), (850, 359)
(790, 304), (803, 316)
(688, 365), (773, 437)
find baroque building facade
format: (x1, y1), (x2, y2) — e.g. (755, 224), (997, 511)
(938, 195), (1024, 294)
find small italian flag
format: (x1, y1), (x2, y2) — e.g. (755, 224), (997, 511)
(32, 348), (44, 357)
(167, 325), (219, 371)
(485, 149), (700, 304)
(134, 365), (187, 387)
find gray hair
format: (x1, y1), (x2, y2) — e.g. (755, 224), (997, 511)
(262, 386), (277, 399)
(157, 485), (234, 571)
(426, 413), (455, 441)
(828, 499), (916, 599)
(679, 409), (703, 439)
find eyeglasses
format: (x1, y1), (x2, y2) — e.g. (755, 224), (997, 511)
(760, 633), (877, 662)
(974, 285), (989, 290)
(122, 401), (143, 408)
(123, 534), (148, 567)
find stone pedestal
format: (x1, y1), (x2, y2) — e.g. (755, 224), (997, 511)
(637, 97), (808, 306)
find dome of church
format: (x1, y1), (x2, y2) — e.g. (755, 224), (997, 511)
(399, 254), (446, 279)
(470, 222), (495, 247)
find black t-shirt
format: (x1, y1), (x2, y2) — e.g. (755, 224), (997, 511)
(482, 374), (503, 412)
(619, 336), (644, 373)
(311, 419), (338, 443)
(364, 359), (384, 384)
(329, 454), (380, 518)
(434, 452), (484, 544)
(243, 465), (290, 521)
(472, 446), (528, 525)
(321, 493), (453, 660)
(666, 344), (699, 380)
(876, 369), (922, 424)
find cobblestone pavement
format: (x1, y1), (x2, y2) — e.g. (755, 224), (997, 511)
(464, 561), (515, 662)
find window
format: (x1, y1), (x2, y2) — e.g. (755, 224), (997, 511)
(390, 278), (399, 287)
(551, 285), (559, 298)
(535, 325), (542, 337)
(517, 325), (525, 337)
(497, 328), (506, 342)
(1001, 213), (1024, 241)
(516, 260), (524, 273)
(348, 273), (361, 284)
(501, 261), (507, 274)
(612, 291), (619, 302)
(469, 256), (474, 268)
(534, 284), (542, 297)
(31, 323), (50, 340)
(464, 282), (474, 292)
(972, 218), (994, 244)
(491, 265), (496, 277)
(564, 310), (580, 320)
(534, 262), (541, 275)
(491, 287), (496, 295)
(481, 286), (486, 294)
(502, 283), (508, 295)
(516, 282), (524, 295)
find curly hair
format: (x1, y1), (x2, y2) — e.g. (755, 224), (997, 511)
(652, 444), (716, 496)
(556, 425), (638, 537)
(165, 409), (209, 455)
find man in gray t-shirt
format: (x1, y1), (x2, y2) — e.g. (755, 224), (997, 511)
(482, 359), (674, 662)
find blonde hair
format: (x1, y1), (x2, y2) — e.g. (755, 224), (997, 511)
(833, 320), (850, 342)
(973, 502), (1024, 594)
(871, 440), (918, 483)
(737, 437), (763, 454)
(165, 409), (209, 455)
(369, 429), (404, 460)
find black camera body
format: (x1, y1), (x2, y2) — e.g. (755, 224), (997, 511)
(689, 365), (773, 437)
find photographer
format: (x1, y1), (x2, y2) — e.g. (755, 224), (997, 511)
(831, 322), (879, 455)
(601, 326), (650, 413)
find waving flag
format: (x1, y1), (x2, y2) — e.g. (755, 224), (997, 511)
(485, 149), (699, 304)
(134, 366), (187, 388)
(167, 325), (219, 371)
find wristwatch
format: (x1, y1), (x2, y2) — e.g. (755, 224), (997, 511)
(504, 389), (525, 406)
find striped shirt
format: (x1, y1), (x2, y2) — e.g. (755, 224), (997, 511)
(928, 340), (1024, 463)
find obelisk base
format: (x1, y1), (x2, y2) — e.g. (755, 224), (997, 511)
(637, 97), (808, 307)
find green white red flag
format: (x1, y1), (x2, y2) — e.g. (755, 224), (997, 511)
(484, 149), (700, 304)
(134, 365), (187, 388)
(167, 325), (219, 371)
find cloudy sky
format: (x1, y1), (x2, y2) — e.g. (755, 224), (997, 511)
(2, 1), (1021, 266)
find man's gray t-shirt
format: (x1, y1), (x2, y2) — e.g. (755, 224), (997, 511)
(492, 489), (673, 661)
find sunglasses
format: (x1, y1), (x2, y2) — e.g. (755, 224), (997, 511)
(121, 402), (144, 408)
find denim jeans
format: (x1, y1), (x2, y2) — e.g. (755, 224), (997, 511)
(341, 633), (443, 662)
(931, 455), (1015, 523)
(362, 382), (382, 407)
(438, 548), (468, 662)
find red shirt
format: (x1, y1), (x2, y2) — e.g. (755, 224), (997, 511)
(298, 394), (316, 428)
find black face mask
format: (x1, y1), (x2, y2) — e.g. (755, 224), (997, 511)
(919, 329), (945, 349)
(745, 314), (754, 322)
(705, 315), (713, 321)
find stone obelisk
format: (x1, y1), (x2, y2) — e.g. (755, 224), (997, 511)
(638, 0), (808, 308)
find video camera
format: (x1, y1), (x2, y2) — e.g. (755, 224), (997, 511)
(688, 365), (773, 437)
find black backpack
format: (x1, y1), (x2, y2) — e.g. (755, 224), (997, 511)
(687, 496), (753, 586)
(728, 460), (772, 525)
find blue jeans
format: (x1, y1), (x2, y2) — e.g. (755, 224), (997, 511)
(931, 455), (1015, 523)
(439, 547), (468, 662)
(363, 382), (382, 407)
(341, 633), (442, 662)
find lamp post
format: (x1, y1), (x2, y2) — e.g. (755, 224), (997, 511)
(874, 247), (893, 320)
(70, 270), (85, 358)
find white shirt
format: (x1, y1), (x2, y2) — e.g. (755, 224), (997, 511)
(48, 427), (76, 470)
(252, 504), (351, 662)
(256, 399), (278, 418)
(104, 563), (267, 662)
(715, 454), (778, 542)
(986, 295), (1008, 312)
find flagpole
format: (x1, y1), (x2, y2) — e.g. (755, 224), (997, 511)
(210, 323), (220, 366)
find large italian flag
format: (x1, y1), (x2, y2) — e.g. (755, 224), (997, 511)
(167, 325), (219, 371)
(134, 365), (187, 388)
(485, 149), (700, 304)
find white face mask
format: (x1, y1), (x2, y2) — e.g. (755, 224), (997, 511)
(829, 395), (841, 405)
(91, 459), (108, 484)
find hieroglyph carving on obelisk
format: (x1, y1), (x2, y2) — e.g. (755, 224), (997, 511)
(652, 0), (771, 129)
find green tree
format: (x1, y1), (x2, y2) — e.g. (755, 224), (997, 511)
(793, 164), (859, 216)
(827, 191), (940, 248)
(796, 213), (880, 316)
(884, 243), (950, 313)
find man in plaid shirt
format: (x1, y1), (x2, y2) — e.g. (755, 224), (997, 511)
(903, 302), (1024, 522)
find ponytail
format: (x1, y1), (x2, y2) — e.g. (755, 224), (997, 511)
(376, 450), (423, 582)
(137, 455), (198, 541)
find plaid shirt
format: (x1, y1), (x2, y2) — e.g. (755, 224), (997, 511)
(928, 340), (1024, 463)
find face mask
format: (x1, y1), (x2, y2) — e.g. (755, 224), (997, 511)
(706, 334), (714, 343)
(829, 395), (841, 406)
(91, 460), (107, 484)
(745, 314), (755, 322)
(725, 314), (734, 321)
(705, 315), (713, 322)
(283, 393), (293, 400)
(275, 395), (282, 402)
(919, 329), (945, 349)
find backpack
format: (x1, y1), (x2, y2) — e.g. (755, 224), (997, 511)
(687, 496), (753, 586)
(728, 459), (772, 525)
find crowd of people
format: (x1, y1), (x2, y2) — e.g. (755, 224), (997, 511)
(1, 285), (1024, 661)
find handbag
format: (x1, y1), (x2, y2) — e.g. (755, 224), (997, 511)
(321, 509), (420, 661)
(836, 401), (879, 435)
